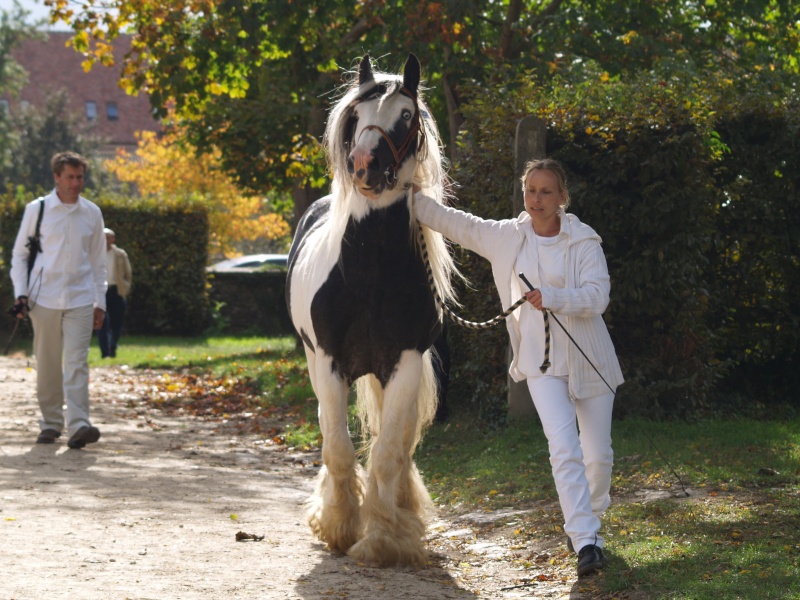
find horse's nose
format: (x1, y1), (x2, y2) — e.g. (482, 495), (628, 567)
(348, 148), (377, 181)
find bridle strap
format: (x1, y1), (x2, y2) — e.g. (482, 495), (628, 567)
(356, 86), (421, 187)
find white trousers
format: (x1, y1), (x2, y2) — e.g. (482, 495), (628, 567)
(29, 304), (95, 437)
(527, 376), (614, 553)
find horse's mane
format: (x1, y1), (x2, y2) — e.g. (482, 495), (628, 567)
(322, 58), (459, 306)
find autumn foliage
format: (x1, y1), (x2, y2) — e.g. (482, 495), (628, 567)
(104, 124), (291, 259)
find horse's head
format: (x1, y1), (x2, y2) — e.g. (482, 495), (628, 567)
(336, 54), (423, 202)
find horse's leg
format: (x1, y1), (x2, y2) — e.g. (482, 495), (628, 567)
(348, 349), (432, 567)
(306, 353), (364, 554)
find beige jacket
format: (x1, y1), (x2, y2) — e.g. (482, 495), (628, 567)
(109, 245), (133, 298)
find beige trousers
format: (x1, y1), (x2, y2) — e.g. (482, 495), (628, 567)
(29, 304), (95, 437)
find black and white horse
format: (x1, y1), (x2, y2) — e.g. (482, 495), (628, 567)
(286, 53), (456, 567)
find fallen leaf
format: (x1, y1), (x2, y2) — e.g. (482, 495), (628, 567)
(235, 531), (265, 542)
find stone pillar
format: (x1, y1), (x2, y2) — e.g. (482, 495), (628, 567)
(508, 116), (546, 419)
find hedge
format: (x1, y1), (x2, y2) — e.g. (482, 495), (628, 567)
(447, 71), (799, 421)
(207, 269), (294, 336)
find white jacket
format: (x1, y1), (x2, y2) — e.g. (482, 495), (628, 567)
(415, 193), (624, 400)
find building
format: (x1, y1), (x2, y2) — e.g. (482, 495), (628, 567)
(0, 31), (161, 155)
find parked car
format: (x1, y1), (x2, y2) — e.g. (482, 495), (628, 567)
(207, 253), (288, 272)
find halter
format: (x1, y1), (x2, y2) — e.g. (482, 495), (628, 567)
(357, 86), (421, 190)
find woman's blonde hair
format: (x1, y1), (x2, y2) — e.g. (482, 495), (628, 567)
(520, 158), (571, 209)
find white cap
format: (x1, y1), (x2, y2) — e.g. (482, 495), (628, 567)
(104, 228), (115, 236)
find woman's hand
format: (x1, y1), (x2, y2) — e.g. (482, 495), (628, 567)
(525, 289), (545, 311)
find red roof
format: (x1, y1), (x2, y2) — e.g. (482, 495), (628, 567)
(1, 32), (161, 152)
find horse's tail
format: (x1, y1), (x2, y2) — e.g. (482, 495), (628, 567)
(354, 349), (437, 461)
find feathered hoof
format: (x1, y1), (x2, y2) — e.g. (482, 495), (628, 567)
(306, 500), (362, 554)
(347, 527), (428, 568)
(306, 466), (364, 554)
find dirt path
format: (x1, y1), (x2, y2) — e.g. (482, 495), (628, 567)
(0, 355), (588, 600)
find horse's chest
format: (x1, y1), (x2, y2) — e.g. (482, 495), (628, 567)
(311, 204), (440, 384)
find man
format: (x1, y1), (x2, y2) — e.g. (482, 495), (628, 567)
(10, 151), (107, 449)
(98, 228), (132, 358)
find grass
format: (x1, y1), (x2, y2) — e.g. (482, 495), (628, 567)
(8, 333), (800, 597)
(416, 416), (800, 599)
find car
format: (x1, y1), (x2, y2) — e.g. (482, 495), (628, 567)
(207, 253), (288, 272)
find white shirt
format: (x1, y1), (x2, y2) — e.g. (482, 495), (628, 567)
(10, 191), (107, 311)
(516, 228), (569, 377)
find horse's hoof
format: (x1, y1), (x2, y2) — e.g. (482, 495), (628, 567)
(347, 531), (427, 568)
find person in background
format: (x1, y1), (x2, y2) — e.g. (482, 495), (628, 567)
(10, 151), (107, 449)
(414, 158), (623, 577)
(98, 228), (132, 358)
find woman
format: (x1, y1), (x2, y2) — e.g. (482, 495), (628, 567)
(414, 158), (624, 577)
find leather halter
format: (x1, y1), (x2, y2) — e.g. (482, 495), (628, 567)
(357, 86), (421, 190)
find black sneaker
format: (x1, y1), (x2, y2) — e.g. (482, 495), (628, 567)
(36, 429), (61, 444)
(67, 426), (101, 449)
(566, 537), (574, 553)
(577, 544), (606, 577)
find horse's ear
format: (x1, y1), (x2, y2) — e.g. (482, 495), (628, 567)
(359, 54), (374, 86)
(403, 53), (421, 96)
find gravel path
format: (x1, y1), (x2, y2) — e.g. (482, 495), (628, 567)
(0, 355), (588, 599)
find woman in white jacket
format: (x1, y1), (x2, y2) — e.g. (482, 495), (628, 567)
(414, 158), (623, 577)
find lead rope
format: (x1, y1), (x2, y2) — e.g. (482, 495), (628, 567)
(418, 223), (527, 329)
(417, 222), (690, 497)
(417, 223), (551, 369)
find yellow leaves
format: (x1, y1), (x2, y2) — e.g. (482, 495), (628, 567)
(208, 81), (228, 96)
(104, 122), (290, 258)
(71, 29), (90, 52)
(621, 30), (638, 45)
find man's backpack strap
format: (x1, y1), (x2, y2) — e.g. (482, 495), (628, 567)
(26, 199), (45, 286)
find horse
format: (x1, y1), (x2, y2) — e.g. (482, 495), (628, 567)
(285, 53), (457, 567)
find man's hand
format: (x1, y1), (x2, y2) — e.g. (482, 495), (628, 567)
(12, 296), (28, 319)
(93, 307), (106, 330)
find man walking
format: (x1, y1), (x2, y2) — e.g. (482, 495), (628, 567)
(10, 151), (107, 449)
(98, 228), (132, 358)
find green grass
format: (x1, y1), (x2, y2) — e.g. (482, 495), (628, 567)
(416, 415), (800, 599)
(8, 333), (800, 597)
(86, 334), (297, 372)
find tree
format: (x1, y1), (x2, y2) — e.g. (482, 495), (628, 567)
(103, 121), (292, 259)
(45, 0), (799, 216)
(0, 3), (40, 186)
(2, 89), (101, 194)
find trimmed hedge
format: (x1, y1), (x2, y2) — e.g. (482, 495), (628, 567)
(0, 192), (210, 335)
(448, 72), (799, 421)
(207, 270), (294, 336)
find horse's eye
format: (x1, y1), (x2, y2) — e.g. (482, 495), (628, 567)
(402, 109), (412, 120)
